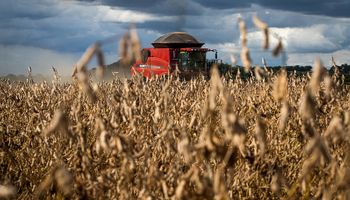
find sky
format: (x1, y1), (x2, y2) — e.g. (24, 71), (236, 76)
(1, 0), (350, 75)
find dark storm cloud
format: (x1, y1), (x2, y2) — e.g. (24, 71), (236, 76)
(255, 0), (350, 18)
(191, 0), (251, 9)
(0, 1), (124, 52)
(94, 0), (162, 10)
(0, 20), (99, 52)
(79, 0), (350, 45)
(0, 1), (60, 20)
(81, 0), (350, 18)
(195, 0), (350, 18)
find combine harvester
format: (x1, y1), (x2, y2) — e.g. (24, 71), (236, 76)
(131, 32), (221, 79)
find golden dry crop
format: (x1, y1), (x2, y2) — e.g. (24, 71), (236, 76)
(1, 64), (350, 199)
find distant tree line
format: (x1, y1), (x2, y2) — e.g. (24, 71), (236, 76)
(217, 63), (350, 84)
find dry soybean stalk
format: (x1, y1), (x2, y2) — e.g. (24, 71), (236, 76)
(272, 37), (283, 57)
(252, 15), (269, 49)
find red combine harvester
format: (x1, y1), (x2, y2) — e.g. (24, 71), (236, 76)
(131, 32), (220, 78)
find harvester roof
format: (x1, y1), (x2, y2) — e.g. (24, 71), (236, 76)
(152, 32), (204, 48)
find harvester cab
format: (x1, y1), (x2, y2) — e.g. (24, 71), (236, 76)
(131, 32), (221, 79)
